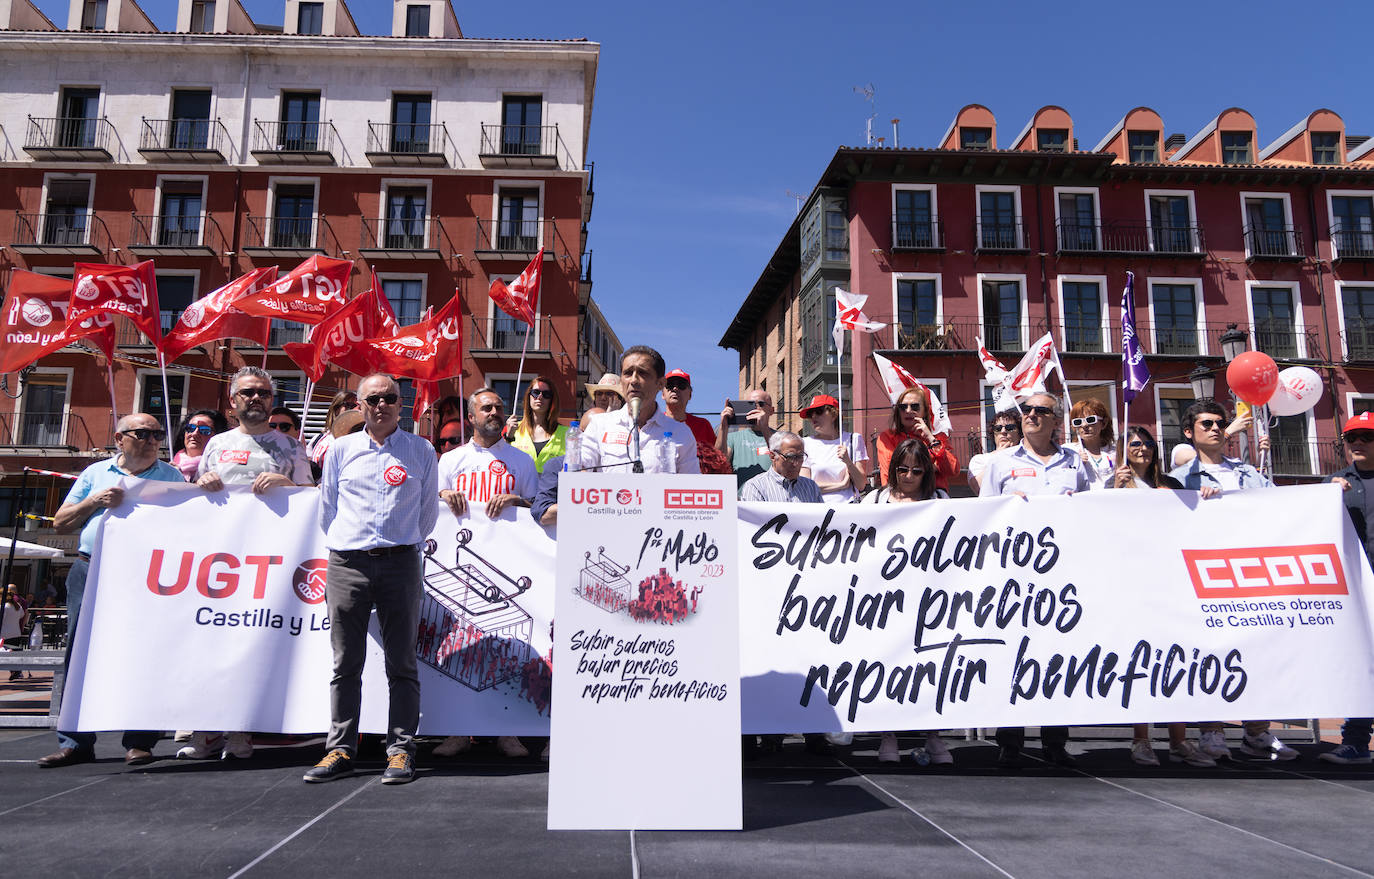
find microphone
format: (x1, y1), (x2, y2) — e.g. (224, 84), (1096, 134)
(627, 397), (643, 473)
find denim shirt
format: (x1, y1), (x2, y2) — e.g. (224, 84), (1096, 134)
(1168, 455), (1273, 491)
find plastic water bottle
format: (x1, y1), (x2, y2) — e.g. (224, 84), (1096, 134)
(658, 431), (675, 473)
(912, 747), (931, 767)
(564, 420), (581, 472)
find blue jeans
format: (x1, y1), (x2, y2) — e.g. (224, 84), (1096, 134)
(1341, 718), (1373, 749)
(56, 557), (159, 754)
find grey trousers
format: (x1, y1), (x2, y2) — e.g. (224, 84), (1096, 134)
(325, 548), (422, 757)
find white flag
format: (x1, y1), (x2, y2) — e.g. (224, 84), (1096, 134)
(831, 287), (885, 351)
(871, 352), (952, 436)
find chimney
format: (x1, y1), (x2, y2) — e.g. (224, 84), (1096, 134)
(1346, 135), (1370, 150)
(1164, 133), (1186, 159)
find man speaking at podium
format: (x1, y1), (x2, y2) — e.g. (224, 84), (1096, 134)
(580, 346), (699, 475)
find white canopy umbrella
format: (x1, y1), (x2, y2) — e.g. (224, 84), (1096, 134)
(0, 537), (65, 560)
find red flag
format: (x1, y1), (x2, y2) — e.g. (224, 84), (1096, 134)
(0, 270), (114, 373)
(69, 260), (161, 346)
(364, 269), (400, 338)
(412, 379), (440, 422)
(282, 290), (381, 383)
(487, 248), (543, 326)
(159, 267), (277, 364)
(233, 255), (352, 324)
(359, 291), (463, 383)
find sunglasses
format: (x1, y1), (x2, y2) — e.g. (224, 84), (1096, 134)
(436, 436), (464, 448)
(773, 452), (804, 462)
(363, 393), (399, 406)
(1193, 418), (1229, 431)
(1022, 405), (1056, 419)
(120, 428), (165, 442)
(1345, 430), (1374, 444)
(991, 424), (1020, 434)
(1070, 415), (1101, 428)
(1127, 439), (1156, 449)
(184, 424), (213, 436)
(895, 466), (925, 476)
(267, 422), (295, 432)
(665, 380), (690, 391)
(897, 403), (924, 413)
(528, 388), (552, 399)
(236, 387), (271, 399)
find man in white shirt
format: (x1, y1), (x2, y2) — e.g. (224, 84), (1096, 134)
(438, 387), (537, 518)
(196, 367), (312, 494)
(581, 345), (699, 474)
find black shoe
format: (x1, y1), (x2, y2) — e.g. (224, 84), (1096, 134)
(997, 746), (1022, 769)
(803, 734), (833, 756)
(303, 749), (354, 783)
(1044, 744), (1077, 767)
(381, 752), (415, 785)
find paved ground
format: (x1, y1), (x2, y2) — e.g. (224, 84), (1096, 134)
(1, 726), (1370, 879)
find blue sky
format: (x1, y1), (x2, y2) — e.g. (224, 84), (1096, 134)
(34, 0), (1374, 414)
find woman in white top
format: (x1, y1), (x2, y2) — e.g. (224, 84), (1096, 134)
(965, 411), (1022, 494)
(1063, 398), (1115, 490)
(798, 394), (869, 505)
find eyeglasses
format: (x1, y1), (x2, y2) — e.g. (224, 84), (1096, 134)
(895, 466), (925, 476)
(1194, 418), (1229, 431)
(528, 387), (552, 399)
(991, 424), (1020, 434)
(1127, 439), (1156, 449)
(1345, 430), (1374, 444)
(340, 400), (360, 411)
(436, 436), (464, 448)
(1022, 405), (1056, 419)
(184, 424), (213, 436)
(773, 452), (804, 462)
(363, 393), (399, 407)
(267, 421), (295, 432)
(119, 428), (165, 442)
(665, 379), (690, 391)
(235, 387), (271, 399)
(1070, 415), (1101, 428)
(897, 403), (924, 413)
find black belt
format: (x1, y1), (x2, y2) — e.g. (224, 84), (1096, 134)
(337, 544), (415, 558)
(77, 552), (91, 560)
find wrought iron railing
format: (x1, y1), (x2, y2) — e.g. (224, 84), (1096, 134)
(1333, 225), (1374, 259)
(469, 314), (552, 351)
(365, 121), (454, 160)
(1270, 439), (1339, 477)
(25, 115), (114, 152)
(1060, 222), (1206, 254)
(246, 214), (316, 249)
(129, 213), (227, 252)
(1342, 320), (1374, 360)
(892, 217), (944, 250)
(13, 211), (110, 250)
(252, 119), (339, 155)
(10, 412), (93, 448)
(479, 123), (559, 158)
(1243, 224), (1302, 258)
(976, 218), (1025, 250)
(475, 216), (548, 253)
(138, 117), (231, 155)
(359, 215), (450, 251)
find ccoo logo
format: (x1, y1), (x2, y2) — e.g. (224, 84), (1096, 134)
(292, 559), (329, 604)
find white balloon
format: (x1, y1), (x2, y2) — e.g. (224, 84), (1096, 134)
(1266, 366), (1323, 416)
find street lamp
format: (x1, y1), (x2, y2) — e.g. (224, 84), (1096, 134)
(1189, 363), (1215, 401)
(1220, 323), (1248, 363)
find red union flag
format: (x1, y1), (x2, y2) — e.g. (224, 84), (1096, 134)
(360, 291), (462, 382)
(69, 260), (161, 345)
(282, 290), (381, 383)
(488, 248), (543, 326)
(234, 255), (352, 324)
(0, 270), (115, 373)
(160, 267), (277, 364)
(363, 269), (400, 339)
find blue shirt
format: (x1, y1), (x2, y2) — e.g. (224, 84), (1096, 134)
(320, 427), (439, 552)
(1168, 455), (1273, 492)
(64, 456), (184, 556)
(740, 467), (823, 503)
(978, 443), (1092, 497)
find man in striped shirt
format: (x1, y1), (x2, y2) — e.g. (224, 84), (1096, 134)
(740, 431), (822, 503)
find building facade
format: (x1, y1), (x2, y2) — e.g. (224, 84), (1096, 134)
(721, 104), (1374, 491)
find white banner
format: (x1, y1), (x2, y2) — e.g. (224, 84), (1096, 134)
(740, 484), (1374, 732)
(549, 473), (741, 830)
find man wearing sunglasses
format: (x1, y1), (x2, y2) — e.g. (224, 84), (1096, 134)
(308, 373), (438, 785)
(38, 413), (185, 769)
(662, 368), (733, 475)
(1168, 400), (1272, 493)
(196, 367), (311, 497)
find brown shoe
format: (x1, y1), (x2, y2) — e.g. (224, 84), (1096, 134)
(125, 748), (155, 766)
(37, 747), (94, 768)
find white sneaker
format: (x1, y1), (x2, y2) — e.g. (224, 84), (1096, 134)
(1241, 730), (1298, 761)
(826, 732), (854, 747)
(222, 732), (253, 760)
(1169, 739), (1217, 768)
(497, 736), (529, 758)
(176, 732), (223, 760)
(1198, 729), (1231, 760)
(877, 732), (900, 763)
(433, 736), (471, 757)
(1130, 740), (1160, 766)
(924, 732), (954, 765)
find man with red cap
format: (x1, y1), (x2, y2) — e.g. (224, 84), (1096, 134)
(662, 368), (732, 475)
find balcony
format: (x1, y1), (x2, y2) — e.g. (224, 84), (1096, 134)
(468, 314), (554, 357)
(1056, 221), (1205, 256)
(583, 160), (595, 225)
(1131, 321), (1238, 357)
(1251, 320), (1324, 361)
(895, 323), (956, 351)
(24, 116), (114, 160)
(250, 120), (340, 165)
(364, 122), (456, 167)
(475, 217), (554, 261)
(1333, 226), (1374, 261)
(478, 124), (564, 169)
(891, 217), (944, 251)
(1342, 320), (1374, 361)
(1059, 317), (1109, 354)
(974, 219), (1026, 252)
(358, 215), (447, 260)
(138, 118), (232, 162)
(242, 215), (332, 258)
(1244, 225), (1303, 260)
(3, 411), (97, 450)
(578, 249), (593, 307)
(128, 213), (228, 256)
(1270, 439), (1339, 478)
(1055, 220), (1102, 253)
(11, 211), (109, 255)
(114, 313), (181, 348)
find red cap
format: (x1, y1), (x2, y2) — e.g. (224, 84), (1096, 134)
(1343, 411), (1374, 434)
(800, 394), (840, 418)
(665, 368), (691, 384)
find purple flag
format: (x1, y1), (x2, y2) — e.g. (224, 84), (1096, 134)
(1120, 271), (1150, 403)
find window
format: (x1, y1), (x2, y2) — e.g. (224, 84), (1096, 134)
(1311, 132), (1340, 165)
(20, 374), (67, 445)
(1061, 281), (1103, 353)
(190, 0), (215, 32)
(1148, 193), (1196, 252)
(978, 189), (1020, 248)
(981, 278), (1022, 350)
(279, 92), (321, 151)
(43, 178), (91, 245)
(893, 188), (935, 248)
(497, 188), (539, 251)
(405, 3), (430, 36)
(80, 0), (107, 29)
(800, 209), (821, 272)
(59, 87), (100, 149)
(270, 374), (305, 410)
(960, 127), (991, 150)
(271, 184), (315, 248)
(170, 89), (212, 150)
(1156, 387), (1196, 464)
(896, 278), (939, 349)
(155, 275), (197, 335)
(490, 379), (518, 413)
(384, 187), (427, 248)
(1250, 285), (1299, 358)
(1271, 413), (1312, 475)
(140, 373), (187, 436)
(158, 181), (204, 246)
(776, 364), (786, 422)
(1127, 131), (1159, 163)
(1057, 191), (1097, 250)
(1244, 196), (1293, 256)
(390, 94), (431, 153)
(1342, 286), (1374, 359)
(824, 203), (848, 262)
(1151, 283), (1199, 355)
(0, 484), (47, 525)
(297, 1), (323, 34)
(501, 96), (543, 155)
(1332, 195), (1374, 258)
(381, 278), (423, 326)
(1221, 132), (1252, 164)
(1037, 129), (1068, 152)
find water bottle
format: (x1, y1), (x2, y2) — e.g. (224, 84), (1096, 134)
(658, 431), (675, 473)
(912, 747), (931, 767)
(564, 420), (581, 472)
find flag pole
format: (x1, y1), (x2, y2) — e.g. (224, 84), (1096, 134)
(835, 327), (845, 440)
(458, 371), (466, 445)
(105, 361), (119, 436)
(511, 318), (534, 421)
(157, 351), (174, 437)
(297, 324), (315, 444)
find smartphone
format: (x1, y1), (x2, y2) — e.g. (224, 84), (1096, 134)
(726, 400), (754, 426)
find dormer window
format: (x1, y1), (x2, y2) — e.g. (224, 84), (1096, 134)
(1222, 132), (1252, 164)
(1127, 131), (1159, 163)
(960, 127), (991, 150)
(405, 4), (429, 36)
(1311, 132), (1340, 165)
(297, 1), (323, 34)
(1037, 129), (1068, 152)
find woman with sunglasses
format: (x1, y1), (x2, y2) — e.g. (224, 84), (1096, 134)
(966, 411), (1022, 495)
(799, 394), (869, 505)
(506, 378), (568, 474)
(1064, 398), (1116, 490)
(307, 391), (360, 466)
(860, 440), (955, 765)
(171, 409), (229, 481)
(875, 386), (957, 495)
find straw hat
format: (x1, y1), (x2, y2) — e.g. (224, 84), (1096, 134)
(331, 410), (365, 437)
(584, 372), (624, 400)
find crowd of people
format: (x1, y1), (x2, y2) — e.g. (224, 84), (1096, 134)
(23, 346), (1374, 781)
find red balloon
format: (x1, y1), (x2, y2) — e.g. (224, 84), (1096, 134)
(1226, 351), (1279, 405)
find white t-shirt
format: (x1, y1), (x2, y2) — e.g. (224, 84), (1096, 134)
(438, 438), (538, 504)
(1064, 441), (1116, 490)
(802, 432), (868, 505)
(1200, 460), (1243, 492)
(580, 405), (700, 474)
(197, 428), (313, 485)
